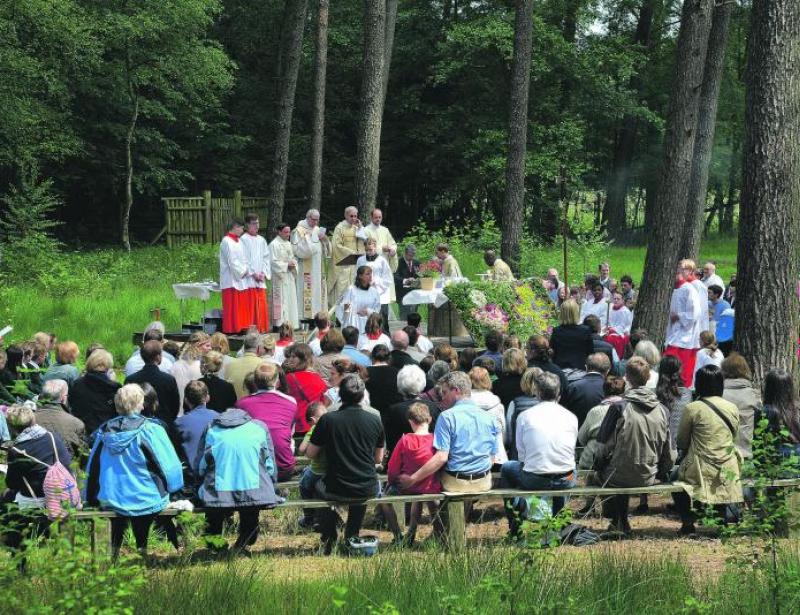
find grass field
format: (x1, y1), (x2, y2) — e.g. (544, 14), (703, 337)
(1, 235), (738, 365)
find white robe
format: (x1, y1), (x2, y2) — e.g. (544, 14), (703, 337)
(608, 306), (633, 335)
(689, 279), (710, 334)
(666, 282), (701, 349)
(365, 223), (398, 301)
(292, 220), (330, 319)
(219, 235), (248, 290)
(336, 285), (381, 334)
(269, 236), (299, 328)
(240, 233), (271, 288)
(579, 297), (611, 330)
(356, 254), (393, 305)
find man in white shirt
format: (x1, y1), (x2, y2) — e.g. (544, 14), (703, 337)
(664, 263), (702, 388)
(240, 213), (271, 333)
(701, 261), (725, 294)
(580, 281), (611, 330)
(124, 327), (175, 377)
(219, 219), (251, 334)
(598, 262), (612, 290)
(500, 371), (577, 537)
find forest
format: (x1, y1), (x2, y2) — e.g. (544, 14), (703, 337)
(1, 0), (748, 245)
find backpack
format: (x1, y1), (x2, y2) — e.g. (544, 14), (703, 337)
(12, 432), (82, 519)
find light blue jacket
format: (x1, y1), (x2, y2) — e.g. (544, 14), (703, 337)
(85, 415), (183, 516)
(195, 409), (280, 508)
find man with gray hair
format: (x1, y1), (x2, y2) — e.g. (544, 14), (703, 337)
(293, 208), (330, 319)
(224, 332), (267, 399)
(395, 244), (420, 319)
(329, 206), (368, 306)
(36, 379), (86, 457)
(398, 371), (498, 494)
(124, 323), (175, 377)
(500, 371), (577, 537)
(389, 330), (417, 370)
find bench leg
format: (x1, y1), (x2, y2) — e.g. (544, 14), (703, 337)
(90, 518), (97, 558)
(445, 498), (466, 552)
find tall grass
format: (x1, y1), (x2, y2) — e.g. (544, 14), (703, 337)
(2, 235), (738, 366)
(125, 545), (800, 614)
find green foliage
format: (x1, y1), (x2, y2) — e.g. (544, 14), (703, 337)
(0, 515), (144, 614)
(0, 169), (64, 284)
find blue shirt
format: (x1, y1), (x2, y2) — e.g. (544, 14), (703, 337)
(172, 405), (220, 474)
(710, 299), (731, 323)
(342, 345), (371, 367)
(473, 351), (503, 373)
(433, 399), (498, 473)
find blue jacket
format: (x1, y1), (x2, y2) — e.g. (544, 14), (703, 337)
(171, 405), (220, 476)
(85, 415), (183, 516)
(195, 408), (280, 508)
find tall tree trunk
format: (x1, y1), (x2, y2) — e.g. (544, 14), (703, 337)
(679, 1), (733, 260)
(268, 0), (310, 229)
(633, 0), (714, 347)
(604, 0), (661, 237)
(501, 0), (534, 274)
(354, 0), (386, 215)
(734, 0), (800, 387)
(721, 133), (739, 233)
(121, 54), (139, 252)
(308, 0), (329, 214)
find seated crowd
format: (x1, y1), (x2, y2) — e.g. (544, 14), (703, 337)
(0, 259), (794, 558)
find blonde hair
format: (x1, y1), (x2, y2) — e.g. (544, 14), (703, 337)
(520, 367), (543, 396)
(210, 332), (230, 355)
(502, 348), (527, 376)
(56, 341), (79, 365)
(85, 349), (114, 373)
(700, 331), (718, 354)
(181, 332), (210, 362)
(679, 258), (696, 271)
(115, 384), (145, 415)
(408, 402), (432, 425)
(7, 402), (36, 430)
(200, 351), (224, 375)
(559, 299), (580, 326)
(468, 366), (493, 392)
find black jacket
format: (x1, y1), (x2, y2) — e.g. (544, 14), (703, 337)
(550, 324), (594, 370)
(563, 372), (606, 426)
(492, 374), (524, 411)
(69, 372), (122, 436)
(384, 397), (441, 455)
(200, 374), (238, 413)
(591, 334), (615, 366)
(126, 364), (181, 425)
(394, 258), (420, 301)
(366, 365), (401, 418)
(389, 350), (418, 371)
(527, 359), (569, 399)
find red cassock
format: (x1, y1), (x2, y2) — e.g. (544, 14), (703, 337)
(222, 288), (252, 334)
(249, 288), (270, 333)
(663, 346), (698, 389)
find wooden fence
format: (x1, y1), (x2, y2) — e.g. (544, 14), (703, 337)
(163, 190), (269, 247)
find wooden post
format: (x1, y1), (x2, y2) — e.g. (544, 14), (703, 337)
(785, 489), (800, 538)
(164, 199), (172, 248)
(445, 497), (466, 551)
(234, 189), (243, 220)
(203, 190), (213, 244)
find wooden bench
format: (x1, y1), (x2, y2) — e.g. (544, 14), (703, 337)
(66, 478), (800, 555)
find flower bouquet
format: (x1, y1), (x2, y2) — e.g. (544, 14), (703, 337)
(472, 303), (509, 333)
(417, 260), (442, 290)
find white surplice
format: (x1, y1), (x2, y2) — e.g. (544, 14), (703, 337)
(269, 236), (299, 328)
(336, 285), (381, 334)
(356, 254), (393, 305)
(240, 232), (271, 288)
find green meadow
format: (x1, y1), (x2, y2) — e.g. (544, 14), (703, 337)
(1, 235), (738, 363)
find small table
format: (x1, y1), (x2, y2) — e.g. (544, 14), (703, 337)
(172, 282), (220, 330)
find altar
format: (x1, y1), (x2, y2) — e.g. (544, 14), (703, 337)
(402, 286), (470, 339)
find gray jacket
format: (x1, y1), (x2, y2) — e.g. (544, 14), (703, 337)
(597, 387), (674, 488)
(722, 378), (760, 459)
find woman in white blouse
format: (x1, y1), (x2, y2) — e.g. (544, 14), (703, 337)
(336, 265), (381, 334)
(356, 237), (393, 333)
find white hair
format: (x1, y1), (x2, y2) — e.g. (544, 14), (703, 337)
(345, 206), (358, 216)
(115, 384), (145, 415)
(306, 209), (320, 219)
(7, 402), (37, 431)
(144, 321), (166, 336)
(42, 379), (68, 403)
(397, 365), (427, 398)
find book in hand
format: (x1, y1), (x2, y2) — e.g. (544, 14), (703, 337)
(336, 253), (364, 267)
